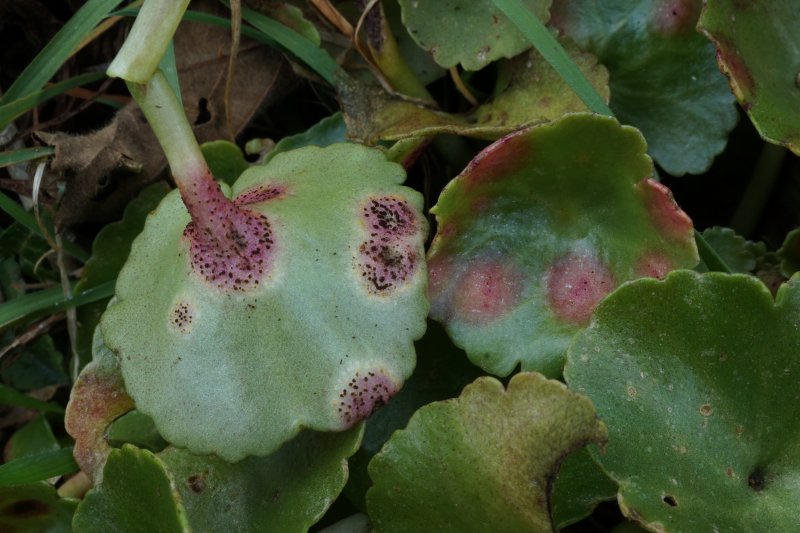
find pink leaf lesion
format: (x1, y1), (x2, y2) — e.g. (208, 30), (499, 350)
(179, 167), (277, 292)
(336, 368), (398, 427)
(356, 196), (423, 296)
(546, 252), (615, 325)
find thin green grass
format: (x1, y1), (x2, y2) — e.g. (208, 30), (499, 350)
(0, 147), (55, 169)
(0, 0), (122, 106)
(0, 192), (89, 262)
(0, 384), (64, 414)
(0, 280), (115, 332)
(491, 0), (613, 116)
(0, 71), (107, 130)
(0, 448), (78, 486)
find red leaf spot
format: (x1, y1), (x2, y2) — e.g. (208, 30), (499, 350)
(650, 0), (701, 36)
(637, 179), (694, 242)
(547, 253), (615, 324)
(635, 251), (674, 280)
(462, 131), (531, 190)
(337, 369), (397, 426)
(713, 35), (756, 96)
(180, 167), (275, 292)
(452, 259), (525, 325)
(356, 195), (421, 295)
(361, 196), (418, 238)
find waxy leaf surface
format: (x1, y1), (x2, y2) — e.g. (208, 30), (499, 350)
(428, 114), (698, 377)
(552, 0), (738, 175)
(565, 271), (800, 531)
(74, 428), (362, 533)
(366, 372), (607, 532)
(699, 1), (800, 155)
(158, 426), (362, 532)
(397, 0), (550, 71)
(101, 144), (428, 461)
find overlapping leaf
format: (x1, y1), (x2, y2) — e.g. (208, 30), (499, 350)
(565, 271), (800, 531)
(397, 0), (550, 71)
(341, 44), (609, 144)
(428, 113), (698, 377)
(551, 0), (738, 175)
(366, 373), (607, 531)
(699, 1), (800, 155)
(101, 144), (428, 461)
(73, 427), (363, 533)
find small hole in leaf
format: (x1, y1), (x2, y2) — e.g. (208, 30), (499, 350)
(748, 468), (765, 491)
(662, 495), (678, 507)
(194, 97), (211, 125)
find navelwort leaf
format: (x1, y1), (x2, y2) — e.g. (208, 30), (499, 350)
(74, 428), (363, 533)
(366, 372), (607, 532)
(565, 271), (800, 531)
(699, 1), (800, 155)
(551, 0), (738, 175)
(101, 144), (428, 461)
(398, 0), (551, 71)
(427, 113), (698, 377)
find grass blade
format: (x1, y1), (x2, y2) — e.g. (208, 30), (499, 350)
(0, 71), (107, 131)
(232, 2), (343, 85)
(0, 192), (89, 262)
(0, 147), (55, 169)
(112, 6), (343, 86)
(490, 0), (613, 116)
(0, 0), (122, 106)
(0, 448), (78, 486)
(0, 384), (64, 414)
(0, 280), (116, 331)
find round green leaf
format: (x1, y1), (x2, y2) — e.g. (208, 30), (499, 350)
(366, 372), (607, 532)
(552, 0), (738, 175)
(699, 1), (800, 155)
(73, 445), (190, 533)
(397, 0), (550, 71)
(565, 271), (800, 531)
(101, 144), (428, 461)
(428, 113), (698, 377)
(697, 226), (760, 274)
(551, 447), (618, 529)
(74, 427), (362, 533)
(158, 426), (363, 533)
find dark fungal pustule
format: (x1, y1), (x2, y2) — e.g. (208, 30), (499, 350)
(180, 168), (275, 292)
(337, 369), (397, 426)
(356, 196), (421, 295)
(170, 301), (194, 333)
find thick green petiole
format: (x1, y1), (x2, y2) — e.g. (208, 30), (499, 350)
(107, 0), (190, 83)
(125, 72), (207, 192)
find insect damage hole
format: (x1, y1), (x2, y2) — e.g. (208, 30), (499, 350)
(662, 494), (678, 507)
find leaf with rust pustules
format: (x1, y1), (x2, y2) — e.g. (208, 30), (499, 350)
(427, 113), (698, 378)
(101, 143), (428, 461)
